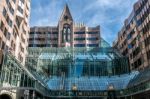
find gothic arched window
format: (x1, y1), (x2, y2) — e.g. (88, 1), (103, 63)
(62, 24), (71, 42)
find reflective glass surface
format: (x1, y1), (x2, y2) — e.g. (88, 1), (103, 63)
(26, 39), (131, 91)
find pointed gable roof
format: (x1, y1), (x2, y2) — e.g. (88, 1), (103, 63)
(59, 4), (73, 22)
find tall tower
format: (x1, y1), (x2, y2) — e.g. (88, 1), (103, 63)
(0, 0), (30, 64)
(58, 4), (73, 47)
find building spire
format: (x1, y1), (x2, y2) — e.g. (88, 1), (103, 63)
(59, 3), (73, 22)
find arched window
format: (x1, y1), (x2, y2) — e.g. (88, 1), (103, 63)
(62, 24), (71, 42)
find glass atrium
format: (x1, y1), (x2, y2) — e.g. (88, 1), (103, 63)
(1, 38), (150, 98)
(26, 38), (131, 92)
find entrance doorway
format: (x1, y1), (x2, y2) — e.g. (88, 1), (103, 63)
(0, 94), (12, 99)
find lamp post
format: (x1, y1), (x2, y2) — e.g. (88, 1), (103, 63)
(24, 90), (29, 99)
(108, 84), (116, 99)
(72, 84), (77, 97)
(32, 91), (35, 99)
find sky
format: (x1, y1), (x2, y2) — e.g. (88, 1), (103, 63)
(30, 0), (137, 45)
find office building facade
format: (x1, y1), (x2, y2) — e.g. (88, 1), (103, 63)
(0, 0), (30, 98)
(29, 5), (100, 48)
(113, 0), (150, 70)
(0, 0), (30, 64)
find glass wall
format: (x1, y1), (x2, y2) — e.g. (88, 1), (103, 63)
(0, 52), (50, 97)
(0, 51), (150, 98)
(26, 47), (130, 78)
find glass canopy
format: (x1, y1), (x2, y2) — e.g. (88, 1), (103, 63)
(0, 38), (150, 98)
(25, 38), (131, 91)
